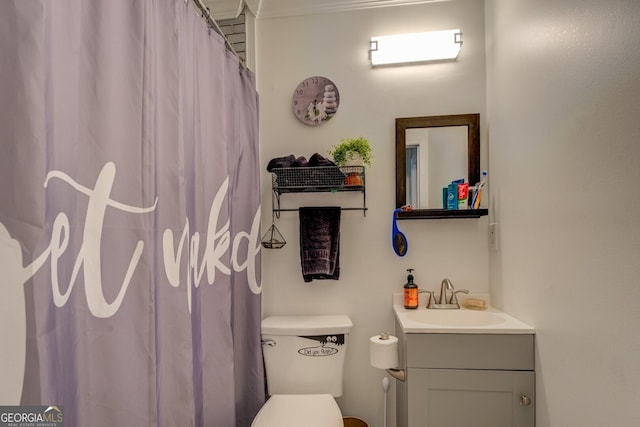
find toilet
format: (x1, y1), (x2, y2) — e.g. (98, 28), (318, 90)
(252, 314), (353, 427)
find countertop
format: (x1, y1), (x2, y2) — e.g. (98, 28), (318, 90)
(393, 302), (535, 334)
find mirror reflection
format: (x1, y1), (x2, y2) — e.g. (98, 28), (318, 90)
(405, 126), (468, 209)
(396, 114), (480, 216)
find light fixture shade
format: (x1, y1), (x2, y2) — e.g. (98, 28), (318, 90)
(369, 29), (462, 66)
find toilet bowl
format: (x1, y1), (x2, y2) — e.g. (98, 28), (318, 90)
(251, 394), (343, 427)
(253, 315), (353, 427)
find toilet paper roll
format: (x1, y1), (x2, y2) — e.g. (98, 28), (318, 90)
(369, 334), (399, 369)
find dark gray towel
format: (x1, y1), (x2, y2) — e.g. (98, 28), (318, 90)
(299, 207), (341, 282)
(308, 153), (336, 167)
(266, 154), (296, 171)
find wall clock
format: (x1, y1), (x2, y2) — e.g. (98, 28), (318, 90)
(291, 76), (340, 126)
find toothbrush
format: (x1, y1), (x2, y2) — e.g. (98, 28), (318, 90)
(472, 170), (487, 209)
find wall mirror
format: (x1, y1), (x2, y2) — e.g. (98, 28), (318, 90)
(395, 113), (486, 219)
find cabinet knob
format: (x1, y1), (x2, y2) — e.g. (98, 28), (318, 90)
(519, 394), (532, 406)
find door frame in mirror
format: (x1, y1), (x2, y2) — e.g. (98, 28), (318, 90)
(396, 113), (485, 219)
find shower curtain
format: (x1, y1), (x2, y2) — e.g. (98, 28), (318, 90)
(0, 1), (264, 426)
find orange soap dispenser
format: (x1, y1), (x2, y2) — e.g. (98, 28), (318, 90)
(403, 268), (419, 309)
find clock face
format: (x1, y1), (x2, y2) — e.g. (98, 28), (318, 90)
(292, 76), (340, 126)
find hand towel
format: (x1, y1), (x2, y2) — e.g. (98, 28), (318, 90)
(299, 207), (341, 282)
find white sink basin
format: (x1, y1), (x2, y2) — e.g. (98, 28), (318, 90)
(405, 309), (507, 327)
(393, 303), (535, 334)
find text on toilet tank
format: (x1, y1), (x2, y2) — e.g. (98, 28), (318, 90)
(297, 334), (344, 357)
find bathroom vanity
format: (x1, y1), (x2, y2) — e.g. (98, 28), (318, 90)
(393, 302), (535, 427)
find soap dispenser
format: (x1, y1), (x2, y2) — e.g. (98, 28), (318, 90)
(403, 268), (419, 309)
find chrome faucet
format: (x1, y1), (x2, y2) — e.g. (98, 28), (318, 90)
(428, 278), (469, 309)
(438, 278), (454, 304)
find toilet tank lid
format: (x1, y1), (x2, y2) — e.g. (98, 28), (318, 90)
(262, 315), (353, 335)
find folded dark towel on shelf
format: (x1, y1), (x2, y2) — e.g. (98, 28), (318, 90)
(266, 154), (296, 172)
(299, 207), (341, 282)
(308, 153), (336, 167)
(292, 156), (308, 167)
(267, 153), (345, 189)
(267, 153), (336, 171)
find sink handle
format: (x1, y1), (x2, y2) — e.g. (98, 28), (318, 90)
(419, 290), (436, 308)
(450, 289), (469, 306)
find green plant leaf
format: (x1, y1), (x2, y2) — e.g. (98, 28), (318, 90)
(328, 137), (372, 167)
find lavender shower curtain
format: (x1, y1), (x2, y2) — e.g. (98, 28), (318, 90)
(0, 1), (264, 426)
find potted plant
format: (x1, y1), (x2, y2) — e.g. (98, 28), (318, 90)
(328, 137), (372, 187)
(329, 136), (372, 167)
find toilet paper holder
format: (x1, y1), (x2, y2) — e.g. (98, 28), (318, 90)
(386, 368), (406, 382)
(377, 332), (406, 382)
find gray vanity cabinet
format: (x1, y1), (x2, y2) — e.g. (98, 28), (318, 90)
(407, 369), (534, 427)
(396, 324), (535, 427)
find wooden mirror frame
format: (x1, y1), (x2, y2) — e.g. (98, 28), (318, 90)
(395, 113), (486, 219)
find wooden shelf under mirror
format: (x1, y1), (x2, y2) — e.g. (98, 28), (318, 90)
(395, 113), (488, 219)
(396, 208), (488, 220)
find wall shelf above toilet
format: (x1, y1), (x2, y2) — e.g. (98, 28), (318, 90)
(269, 166), (367, 217)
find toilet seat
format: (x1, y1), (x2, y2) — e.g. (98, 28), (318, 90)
(251, 394), (343, 427)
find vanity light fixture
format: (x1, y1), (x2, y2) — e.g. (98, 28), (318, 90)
(369, 29), (462, 67)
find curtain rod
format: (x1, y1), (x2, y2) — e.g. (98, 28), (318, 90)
(192, 0), (246, 68)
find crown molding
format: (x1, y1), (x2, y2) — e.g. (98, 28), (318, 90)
(204, 0), (445, 20)
(259, 0), (444, 18)
(202, 0), (245, 20)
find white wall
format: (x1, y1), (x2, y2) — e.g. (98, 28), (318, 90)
(255, 1), (487, 425)
(485, 1), (640, 425)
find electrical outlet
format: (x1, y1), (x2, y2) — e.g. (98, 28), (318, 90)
(489, 223), (497, 250)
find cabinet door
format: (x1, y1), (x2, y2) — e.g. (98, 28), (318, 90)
(408, 369), (535, 427)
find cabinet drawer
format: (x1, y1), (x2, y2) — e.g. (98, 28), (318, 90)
(406, 334), (534, 370)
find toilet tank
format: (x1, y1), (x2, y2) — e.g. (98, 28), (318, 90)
(261, 315), (353, 397)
